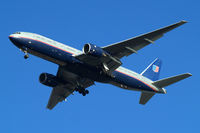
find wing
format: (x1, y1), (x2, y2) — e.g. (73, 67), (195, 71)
(75, 21), (187, 73)
(102, 20), (187, 59)
(47, 86), (73, 110)
(47, 66), (94, 110)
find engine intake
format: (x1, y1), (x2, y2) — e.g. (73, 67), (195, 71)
(39, 73), (59, 87)
(83, 43), (109, 57)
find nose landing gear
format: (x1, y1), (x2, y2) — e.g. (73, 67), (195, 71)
(20, 48), (29, 59)
(24, 52), (29, 59)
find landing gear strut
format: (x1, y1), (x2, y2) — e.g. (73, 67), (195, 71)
(20, 48), (29, 59)
(23, 50), (29, 59)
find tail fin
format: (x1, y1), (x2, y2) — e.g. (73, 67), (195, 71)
(139, 73), (192, 105)
(152, 73), (192, 88)
(141, 58), (162, 81)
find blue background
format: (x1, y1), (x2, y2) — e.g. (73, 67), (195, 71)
(1, 0), (199, 132)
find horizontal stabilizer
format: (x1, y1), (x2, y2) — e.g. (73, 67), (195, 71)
(152, 73), (192, 88)
(139, 92), (155, 105)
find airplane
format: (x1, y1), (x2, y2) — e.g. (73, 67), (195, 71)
(9, 20), (192, 110)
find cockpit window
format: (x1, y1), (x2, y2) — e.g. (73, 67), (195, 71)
(14, 32), (21, 34)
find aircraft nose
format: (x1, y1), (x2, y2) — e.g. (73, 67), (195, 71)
(9, 34), (13, 39)
(9, 33), (21, 48)
(9, 34), (16, 43)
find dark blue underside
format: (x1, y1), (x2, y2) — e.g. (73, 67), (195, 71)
(14, 37), (155, 92)
(112, 71), (154, 92)
(20, 38), (76, 63)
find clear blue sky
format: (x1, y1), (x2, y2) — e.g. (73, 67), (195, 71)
(1, 0), (199, 133)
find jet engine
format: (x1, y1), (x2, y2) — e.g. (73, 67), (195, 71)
(39, 73), (60, 87)
(83, 43), (109, 57)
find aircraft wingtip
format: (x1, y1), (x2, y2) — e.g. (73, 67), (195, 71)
(187, 73), (192, 76)
(180, 20), (188, 23)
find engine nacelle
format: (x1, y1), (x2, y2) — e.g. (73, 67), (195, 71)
(39, 73), (59, 87)
(83, 43), (109, 57)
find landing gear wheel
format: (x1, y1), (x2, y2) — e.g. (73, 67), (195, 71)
(82, 92), (86, 96)
(85, 90), (89, 94)
(24, 54), (29, 59)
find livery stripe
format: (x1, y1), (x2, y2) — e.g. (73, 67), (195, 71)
(10, 35), (74, 55)
(115, 70), (157, 92)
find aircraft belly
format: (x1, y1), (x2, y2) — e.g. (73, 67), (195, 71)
(21, 38), (76, 64)
(110, 81), (141, 92)
(27, 49), (66, 65)
(111, 71), (155, 92)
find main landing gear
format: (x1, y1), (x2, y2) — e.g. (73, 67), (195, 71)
(75, 87), (89, 96)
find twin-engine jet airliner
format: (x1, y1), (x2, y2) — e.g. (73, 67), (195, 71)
(9, 21), (192, 109)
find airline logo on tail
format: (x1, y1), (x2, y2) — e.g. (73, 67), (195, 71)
(153, 65), (159, 72)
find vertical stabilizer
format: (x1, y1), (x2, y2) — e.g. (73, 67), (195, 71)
(141, 58), (162, 81)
